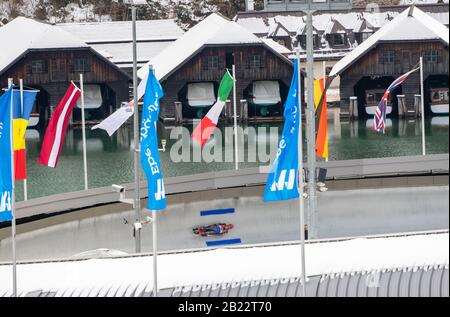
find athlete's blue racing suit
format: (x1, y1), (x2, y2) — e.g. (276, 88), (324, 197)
(213, 224), (225, 234)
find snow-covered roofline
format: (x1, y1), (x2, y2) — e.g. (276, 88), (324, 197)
(0, 16), (88, 74)
(57, 19), (184, 44)
(329, 6), (449, 77)
(0, 17), (131, 79)
(137, 13), (293, 83)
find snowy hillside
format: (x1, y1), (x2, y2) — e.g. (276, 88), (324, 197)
(0, 0), (253, 29)
(0, 0), (446, 29)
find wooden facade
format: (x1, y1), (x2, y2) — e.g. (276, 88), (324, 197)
(0, 48), (131, 125)
(159, 44), (301, 121)
(339, 41), (449, 116)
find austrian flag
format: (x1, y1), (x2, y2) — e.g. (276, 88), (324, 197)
(192, 70), (234, 146)
(38, 83), (81, 168)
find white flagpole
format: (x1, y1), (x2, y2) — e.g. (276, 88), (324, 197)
(80, 74), (88, 190)
(19, 79), (27, 201)
(132, 5), (142, 253)
(152, 209), (158, 297)
(8, 78), (17, 297)
(296, 49), (307, 297)
(232, 64), (239, 170)
(419, 57), (426, 156)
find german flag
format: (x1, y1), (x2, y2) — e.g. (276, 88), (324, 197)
(314, 77), (328, 160)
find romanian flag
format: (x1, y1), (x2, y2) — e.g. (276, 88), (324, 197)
(192, 70), (234, 146)
(314, 77), (328, 159)
(12, 90), (38, 180)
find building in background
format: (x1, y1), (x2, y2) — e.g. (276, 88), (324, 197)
(56, 19), (184, 75)
(329, 6), (449, 117)
(0, 17), (131, 127)
(139, 13), (300, 123)
(236, 2), (449, 104)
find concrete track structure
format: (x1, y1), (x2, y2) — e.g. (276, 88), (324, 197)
(0, 155), (448, 261)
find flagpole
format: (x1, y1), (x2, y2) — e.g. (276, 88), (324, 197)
(306, 10), (317, 239)
(419, 57), (426, 156)
(151, 63), (158, 297)
(296, 49), (307, 297)
(19, 79), (27, 200)
(132, 4), (142, 253)
(8, 78), (17, 297)
(152, 209), (158, 297)
(232, 64), (239, 170)
(79, 74), (88, 190)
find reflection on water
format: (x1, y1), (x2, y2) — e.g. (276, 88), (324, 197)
(15, 117), (448, 201)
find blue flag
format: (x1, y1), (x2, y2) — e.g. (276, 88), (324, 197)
(13, 90), (38, 120)
(264, 60), (300, 202)
(140, 69), (166, 211)
(0, 85), (14, 221)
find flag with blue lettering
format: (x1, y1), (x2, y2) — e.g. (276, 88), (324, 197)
(0, 85), (14, 221)
(264, 60), (300, 202)
(140, 69), (166, 211)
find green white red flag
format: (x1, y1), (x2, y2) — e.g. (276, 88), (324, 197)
(192, 70), (233, 146)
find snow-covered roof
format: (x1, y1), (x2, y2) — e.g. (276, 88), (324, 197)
(205, 19), (262, 45)
(236, 6), (449, 37)
(57, 19), (184, 44)
(0, 17), (88, 74)
(137, 13), (292, 82)
(92, 41), (175, 67)
(137, 13), (227, 81)
(261, 38), (292, 55)
(272, 23), (291, 37)
(274, 15), (304, 33)
(234, 16), (269, 34)
(0, 232), (447, 296)
(330, 6), (450, 77)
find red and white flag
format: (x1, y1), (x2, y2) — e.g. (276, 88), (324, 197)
(37, 83), (81, 168)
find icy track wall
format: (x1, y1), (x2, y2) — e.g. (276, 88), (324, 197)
(0, 185), (448, 261)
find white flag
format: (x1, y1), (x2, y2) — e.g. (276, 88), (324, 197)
(92, 105), (134, 136)
(92, 71), (149, 136)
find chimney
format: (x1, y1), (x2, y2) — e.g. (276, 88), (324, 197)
(246, 0), (255, 11)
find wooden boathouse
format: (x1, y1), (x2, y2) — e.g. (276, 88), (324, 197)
(137, 13), (303, 124)
(0, 17), (131, 127)
(329, 6), (449, 118)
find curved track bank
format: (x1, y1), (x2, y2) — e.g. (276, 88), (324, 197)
(0, 184), (448, 261)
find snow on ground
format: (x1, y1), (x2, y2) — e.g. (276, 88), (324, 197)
(0, 232), (448, 296)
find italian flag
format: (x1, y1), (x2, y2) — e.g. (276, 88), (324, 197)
(192, 70), (234, 146)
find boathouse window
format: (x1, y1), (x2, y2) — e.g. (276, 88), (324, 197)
(51, 59), (67, 82)
(299, 35), (319, 49)
(202, 56), (220, 70)
(383, 51), (395, 64)
(424, 50), (438, 63)
(332, 34), (345, 46)
(31, 60), (47, 74)
(72, 58), (90, 72)
(277, 39), (286, 47)
(207, 56), (219, 69)
(248, 55), (263, 69)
